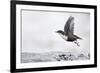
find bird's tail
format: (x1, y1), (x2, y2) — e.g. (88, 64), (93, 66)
(74, 35), (82, 40)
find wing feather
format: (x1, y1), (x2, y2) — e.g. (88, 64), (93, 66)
(64, 16), (74, 36)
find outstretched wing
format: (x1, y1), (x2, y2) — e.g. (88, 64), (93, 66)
(64, 16), (74, 36)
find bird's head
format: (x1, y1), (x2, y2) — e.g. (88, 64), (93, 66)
(56, 30), (64, 35)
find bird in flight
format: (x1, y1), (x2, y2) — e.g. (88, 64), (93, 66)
(56, 16), (82, 46)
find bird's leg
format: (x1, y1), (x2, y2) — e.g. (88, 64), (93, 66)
(74, 40), (80, 47)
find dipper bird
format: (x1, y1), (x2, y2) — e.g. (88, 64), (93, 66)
(56, 16), (82, 46)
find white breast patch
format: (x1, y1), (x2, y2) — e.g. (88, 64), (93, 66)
(59, 33), (68, 40)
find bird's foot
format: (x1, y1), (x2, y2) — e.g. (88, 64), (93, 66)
(74, 40), (80, 47)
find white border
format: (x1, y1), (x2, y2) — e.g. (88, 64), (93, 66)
(16, 4), (94, 69)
